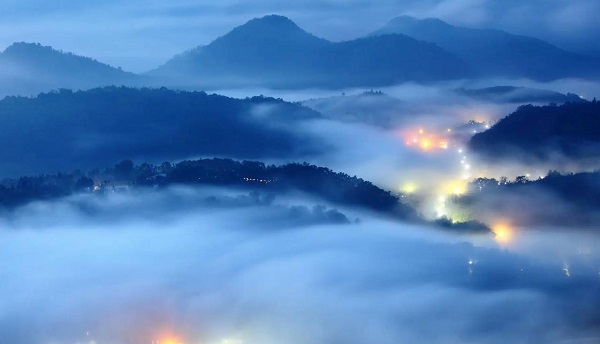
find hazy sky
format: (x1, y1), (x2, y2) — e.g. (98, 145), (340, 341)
(0, 0), (599, 72)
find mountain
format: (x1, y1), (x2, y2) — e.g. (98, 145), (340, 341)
(454, 86), (585, 104)
(0, 158), (410, 217)
(0, 42), (138, 96)
(153, 15), (329, 82)
(302, 90), (406, 127)
(469, 100), (600, 161)
(0, 87), (322, 177)
(373, 16), (600, 81)
(460, 171), (600, 227)
(0, 157), (492, 231)
(150, 15), (472, 89)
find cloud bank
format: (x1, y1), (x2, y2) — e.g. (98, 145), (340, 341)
(0, 186), (598, 344)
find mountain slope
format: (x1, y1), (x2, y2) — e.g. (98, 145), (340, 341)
(302, 90), (406, 127)
(315, 34), (471, 87)
(373, 16), (600, 80)
(0, 42), (138, 96)
(0, 87), (322, 177)
(153, 15), (330, 84)
(150, 15), (472, 88)
(469, 100), (600, 160)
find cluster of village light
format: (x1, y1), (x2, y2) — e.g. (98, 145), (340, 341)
(396, 124), (593, 278)
(397, 124), (521, 246)
(403, 128), (450, 152)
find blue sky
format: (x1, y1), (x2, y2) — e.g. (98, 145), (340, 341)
(1, 0), (598, 72)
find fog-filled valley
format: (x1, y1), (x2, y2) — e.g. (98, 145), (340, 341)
(3, 187), (600, 344)
(1, 3), (600, 344)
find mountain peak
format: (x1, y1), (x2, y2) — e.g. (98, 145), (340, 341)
(371, 16), (599, 80)
(0, 41), (134, 90)
(376, 16), (452, 35)
(196, 14), (330, 54)
(223, 14), (318, 40)
(2, 42), (55, 56)
(248, 14), (298, 27)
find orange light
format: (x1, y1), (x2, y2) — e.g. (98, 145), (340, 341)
(492, 223), (513, 245)
(160, 338), (182, 344)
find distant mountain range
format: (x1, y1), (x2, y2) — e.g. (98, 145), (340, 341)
(150, 15), (471, 88)
(0, 15), (599, 94)
(0, 42), (138, 96)
(372, 16), (600, 81)
(454, 86), (585, 104)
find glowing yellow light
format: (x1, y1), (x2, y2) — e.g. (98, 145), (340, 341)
(492, 223), (513, 244)
(443, 180), (467, 195)
(421, 140), (431, 149)
(159, 337), (183, 344)
(401, 183), (417, 194)
(419, 129), (424, 134)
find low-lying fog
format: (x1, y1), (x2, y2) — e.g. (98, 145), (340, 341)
(1, 186), (599, 344)
(2, 78), (599, 344)
(245, 79), (600, 220)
